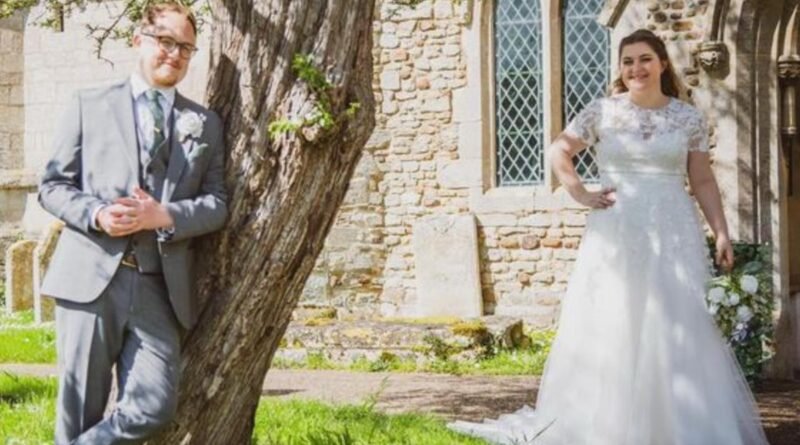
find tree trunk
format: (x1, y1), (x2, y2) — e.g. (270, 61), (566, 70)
(150, 1), (376, 442)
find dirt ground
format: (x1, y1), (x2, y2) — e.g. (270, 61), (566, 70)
(262, 369), (800, 445)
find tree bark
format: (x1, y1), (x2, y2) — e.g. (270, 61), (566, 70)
(150, 1), (376, 442)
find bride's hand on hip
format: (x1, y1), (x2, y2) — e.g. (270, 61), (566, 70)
(715, 235), (734, 273)
(576, 187), (617, 209)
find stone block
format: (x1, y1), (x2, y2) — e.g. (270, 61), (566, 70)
(381, 1), (433, 20)
(6, 85), (22, 107)
(326, 227), (361, 247)
(437, 159), (481, 189)
(299, 270), (332, 306)
(430, 57), (458, 71)
(520, 213), (555, 228)
(4, 239), (36, 312)
(413, 214), (482, 317)
(483, 315), (525, 349)
(562, 212), (586, 227)
(476, 213), (517, 227)
(433, 0), (453, 19)
(0, 53), (22, 73)
(381, 71), (400, 91)
(541, 238), (562, 248)
(0, 184), (29, 224)
(0, 105), (23, 131)
(422, 95), (451, 112)
(342, 177), (370, 205)
(672, 20), (693, 32)
(521, 235), (540, 249)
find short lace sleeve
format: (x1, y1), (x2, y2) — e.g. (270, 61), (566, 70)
(687, 110), (709, 153)
(564, 98), (602, 146)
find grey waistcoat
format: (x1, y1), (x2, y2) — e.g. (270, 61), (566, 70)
(131, 137), (171, 274)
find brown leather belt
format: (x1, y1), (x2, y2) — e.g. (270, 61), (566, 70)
(120, 252), (138, 268)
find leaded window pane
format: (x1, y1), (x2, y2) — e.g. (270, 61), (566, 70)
(563, 0), (609, 182)
(495, 0), (544, 186)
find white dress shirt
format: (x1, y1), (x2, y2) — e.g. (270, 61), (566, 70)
(90, 73), (177, 232)
(130, 71), (176, 156)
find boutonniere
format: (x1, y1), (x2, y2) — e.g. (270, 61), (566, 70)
(175, 109), (206, 143)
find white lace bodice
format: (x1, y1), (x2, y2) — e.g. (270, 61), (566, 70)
(564, 93), (709, 177)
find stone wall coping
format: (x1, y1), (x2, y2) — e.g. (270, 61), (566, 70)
(0, 169), (37, 189)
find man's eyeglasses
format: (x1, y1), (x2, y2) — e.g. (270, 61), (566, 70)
(141, 32), (198, 59)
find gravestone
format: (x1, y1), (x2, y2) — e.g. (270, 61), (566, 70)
(412, 214), (482, 318)
(33, 220), (64, 322)
(4, 239), (36, 313)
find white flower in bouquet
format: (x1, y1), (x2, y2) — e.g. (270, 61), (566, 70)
(707, 287), (726, 304)
(736, 306), (754, 323)
(708, 303), (719, 315)
(725, 292), (741, 307)
(739, 275), (759, 295)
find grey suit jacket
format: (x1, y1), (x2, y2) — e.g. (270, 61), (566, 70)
(39, 79), (228, 329)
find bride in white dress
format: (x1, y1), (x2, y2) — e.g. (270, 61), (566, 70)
(448, 29), (769, 445)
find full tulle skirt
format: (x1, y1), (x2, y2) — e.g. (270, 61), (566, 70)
(448, 174), (769, 445)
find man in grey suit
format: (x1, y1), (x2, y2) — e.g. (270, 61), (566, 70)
(38, 3), (227, 443)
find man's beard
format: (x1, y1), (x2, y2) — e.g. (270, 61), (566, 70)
(152, 68), (181, 87)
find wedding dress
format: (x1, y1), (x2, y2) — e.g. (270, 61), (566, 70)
(448, 93), (769, 445)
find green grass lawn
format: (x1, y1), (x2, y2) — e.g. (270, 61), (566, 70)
(273, 348), (549, 376)
(253, 399), (486, 445)
(0, 311), (56, 364)
(0, 313), (544, 443)
(0, 372), (58, 444)
(0, 373), (486, 445)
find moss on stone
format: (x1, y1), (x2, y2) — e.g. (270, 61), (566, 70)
(380, 316), (464, 325)
(304, 318), (334, 327)
(378, 351), (398, 363)
(340, 328), (372, 339)
(450, 320), (488, 339)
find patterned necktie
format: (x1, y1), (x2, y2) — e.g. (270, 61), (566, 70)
(144, 89), (165, 155)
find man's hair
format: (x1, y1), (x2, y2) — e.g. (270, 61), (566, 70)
(139, 2), (198, 36)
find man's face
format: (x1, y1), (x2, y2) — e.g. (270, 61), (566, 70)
(133, 11), (196, 88)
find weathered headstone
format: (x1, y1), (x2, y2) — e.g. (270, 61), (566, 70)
(4, 239), (36, 313)
(412, 214), (482, 318)
(33, 220), (64, 322)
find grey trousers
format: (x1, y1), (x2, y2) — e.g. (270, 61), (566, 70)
(54, 266), (181, 445)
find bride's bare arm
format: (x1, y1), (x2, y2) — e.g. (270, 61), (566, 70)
(687, 151), (734, 271)
(549, 133), (615, 209)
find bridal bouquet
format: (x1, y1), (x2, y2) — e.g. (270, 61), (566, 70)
(705, 241), (774, 384)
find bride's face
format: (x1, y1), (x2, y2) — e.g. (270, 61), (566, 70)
(619, 42), (667, 94)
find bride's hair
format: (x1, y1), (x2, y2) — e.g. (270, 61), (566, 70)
(610, 29), (686, 100)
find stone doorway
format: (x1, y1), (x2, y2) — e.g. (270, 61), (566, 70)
(783, 91), (800, 295)
(778, 34), (800, 378)
(735, 0), (800, 379)
(775, 0), (800, 379)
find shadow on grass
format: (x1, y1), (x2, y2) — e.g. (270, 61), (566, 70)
(263, 388), (303, 396)
(0, 371), (57, 405)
